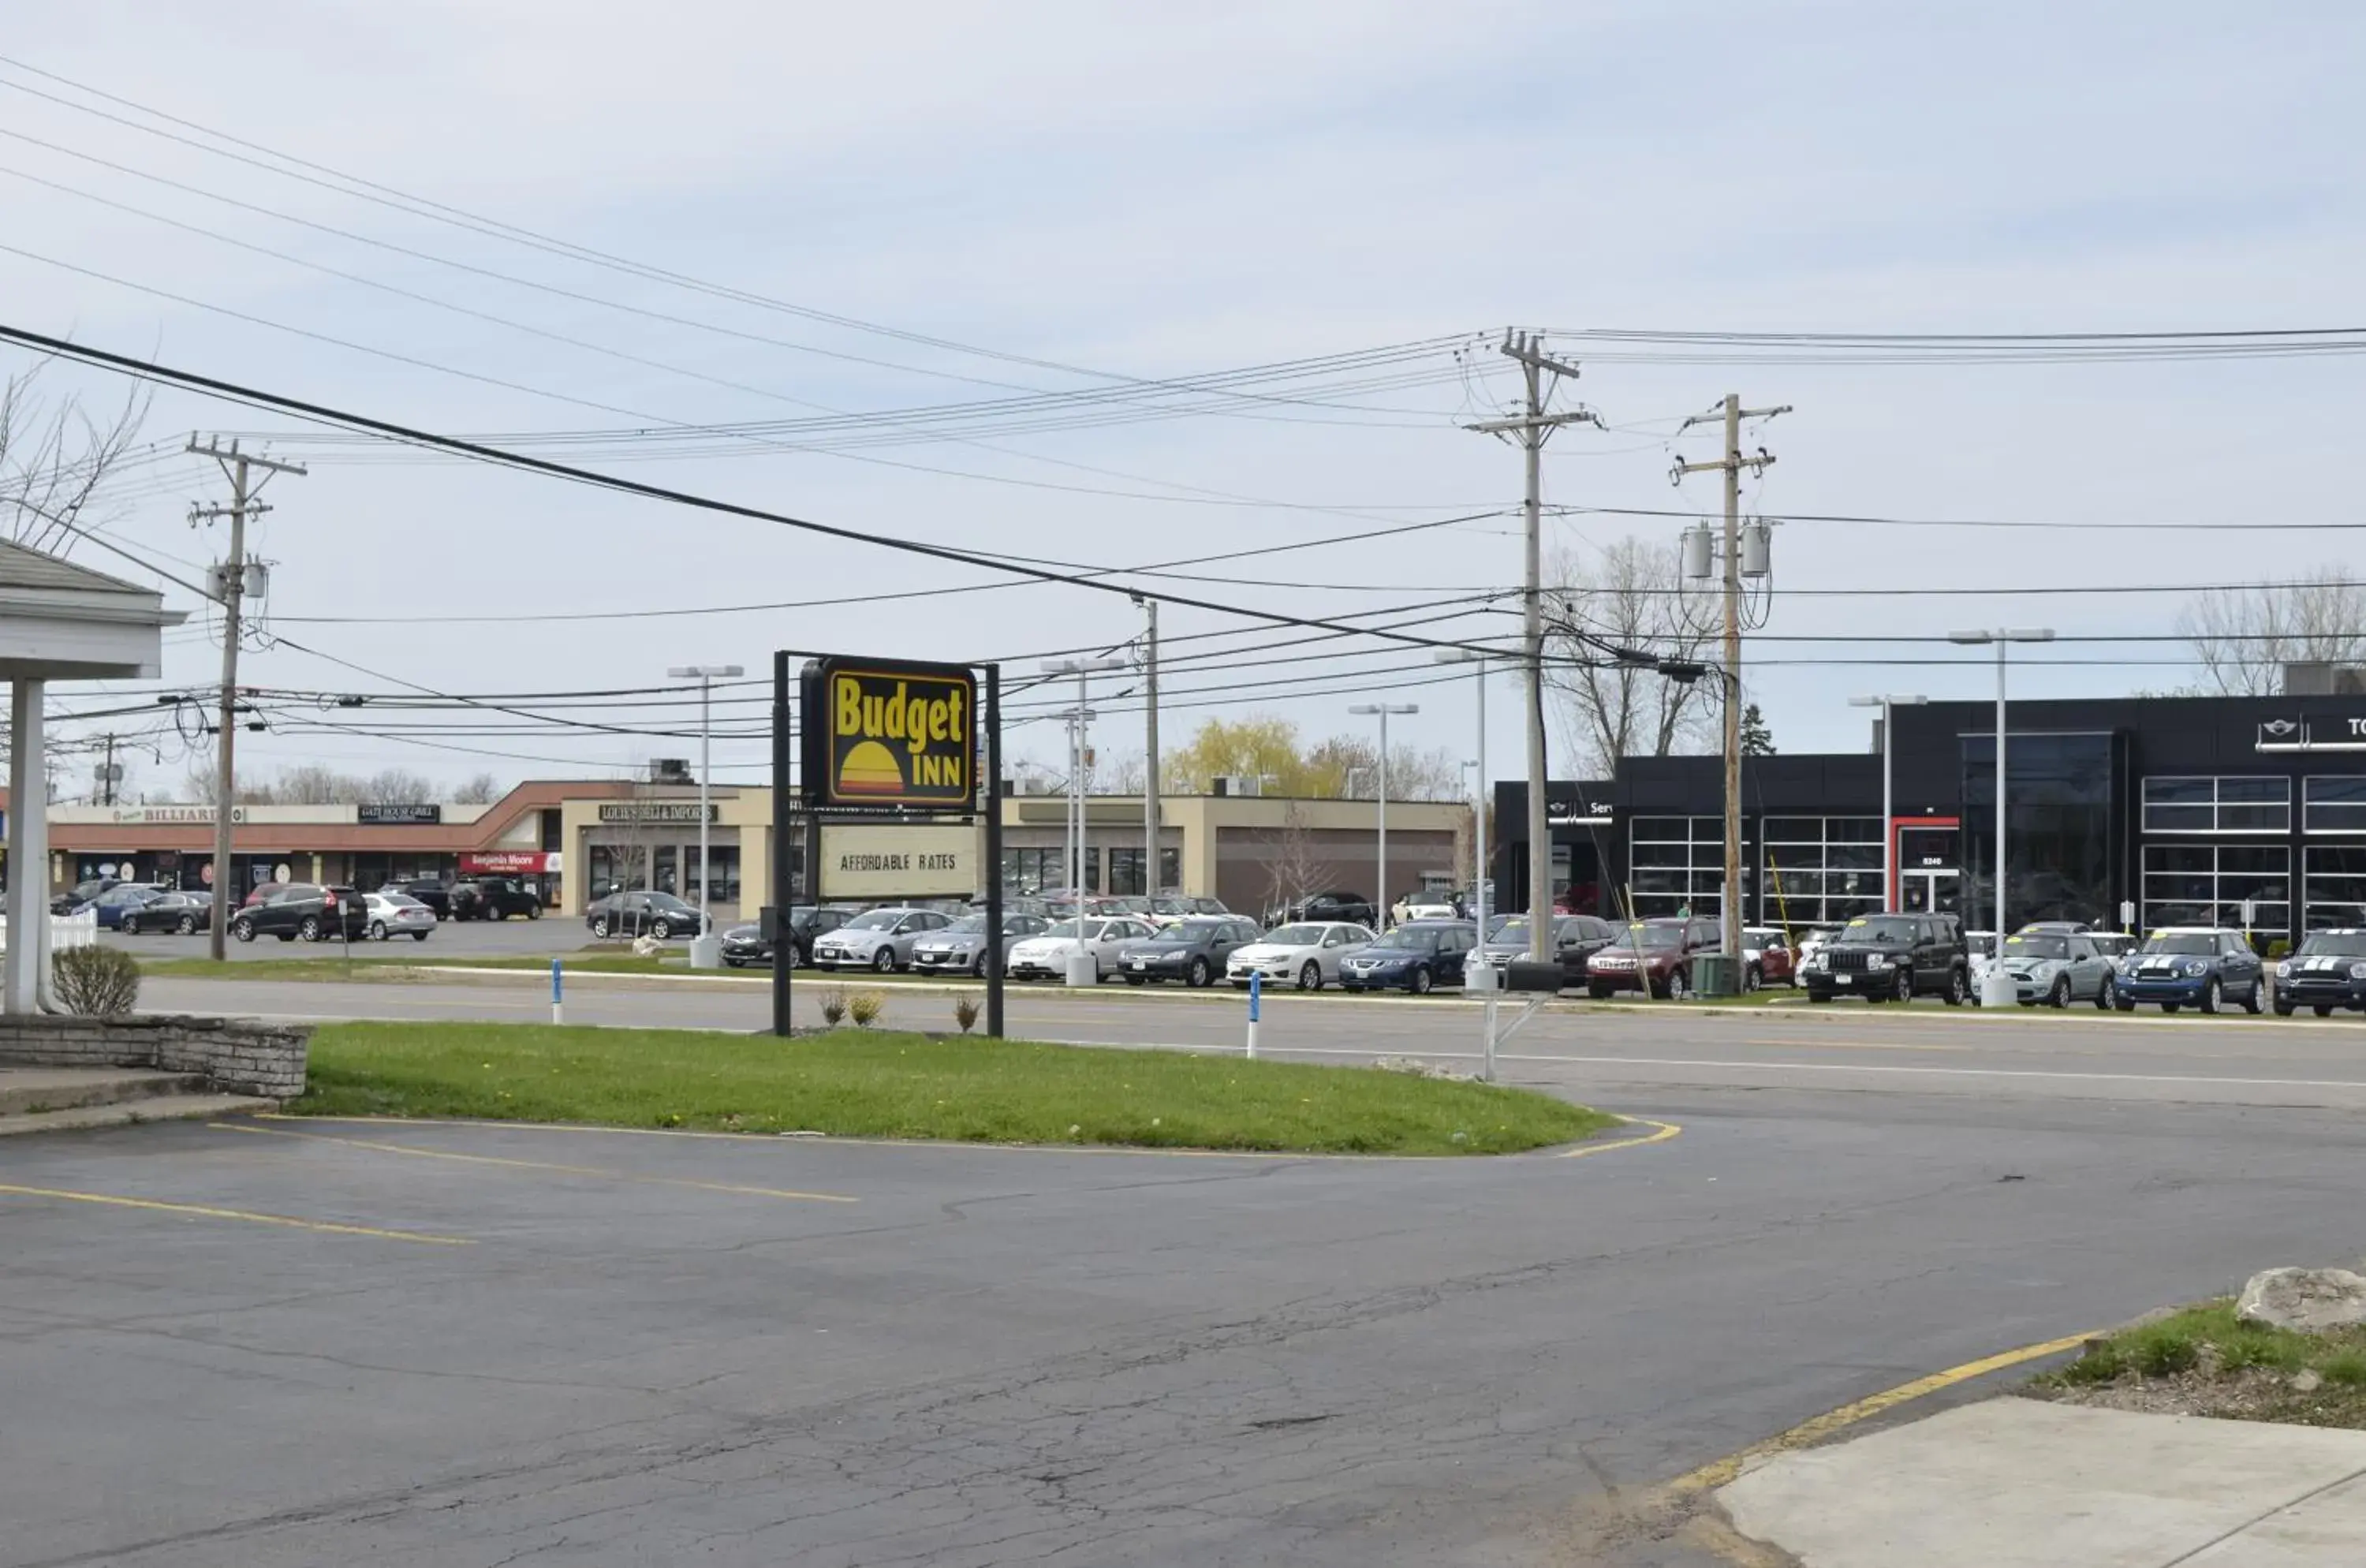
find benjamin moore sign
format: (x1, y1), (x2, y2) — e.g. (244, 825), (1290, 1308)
(817, 823), (977, 900)
(802, 657), (978, 811)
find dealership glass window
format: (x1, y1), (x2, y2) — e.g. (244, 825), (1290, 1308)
(1001, 847), (1062, 895)
(1105, 847), (1183, 897)
(2142, 842), (2289, 935)
(1627, 816), (1732, 920)
(2141, 775), (2290, 834)
(2304, 776), (2366, 834)
(681, 846), (741, 905)
(1962, 732), (2115, 931)
(1760, 816), (1886, 925)
(2303, 846), (2366, 931)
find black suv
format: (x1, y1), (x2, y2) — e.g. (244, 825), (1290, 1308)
(232, 883), (371, 943)
(382, 877), (454, 920)
(1266, 890), (1377, 929)
(1801, 911), (1969, 1006)
(450, 876), (543, 921)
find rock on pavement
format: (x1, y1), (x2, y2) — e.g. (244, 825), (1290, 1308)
(2236, 1266), (2366, 1332)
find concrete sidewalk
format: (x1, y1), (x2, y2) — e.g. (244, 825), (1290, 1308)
(1719, 1398), (2366, 1566)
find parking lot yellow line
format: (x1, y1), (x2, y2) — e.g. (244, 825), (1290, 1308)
(0, 1182), (472, 1245)
(1558, 1115), (1681, 1159)
(215, 1121), (859, 1204)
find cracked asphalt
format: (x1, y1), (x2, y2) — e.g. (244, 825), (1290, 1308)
(5, 991), (2365, 1564)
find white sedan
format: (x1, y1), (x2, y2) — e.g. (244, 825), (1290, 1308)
(363, 892), (436, 942)
(1006, 917), (1159, 981)
(1226, 921), (1375, 991)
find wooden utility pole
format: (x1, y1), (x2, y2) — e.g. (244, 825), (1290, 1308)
(1467, 333), (1602, 961)
(188, 437), (304, 958)
(1675, 397), (1787, 977)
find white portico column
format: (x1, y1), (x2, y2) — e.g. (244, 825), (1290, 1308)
(6, 678), (47, 1014)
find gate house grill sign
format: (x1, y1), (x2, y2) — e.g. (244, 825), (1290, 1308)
(801, 657), (978, 812)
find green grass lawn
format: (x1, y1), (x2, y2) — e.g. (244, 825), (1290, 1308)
(140, 948), (681, 980)
(290, 1021), (1616, 1155)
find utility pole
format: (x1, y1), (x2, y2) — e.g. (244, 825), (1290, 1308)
(188, 436), (305, 959)
(99, 734), (117, 806)
(1137, 595), (1160, 897)
(1674, 396), (1787, 979)
(1468, 332), (1603, 961)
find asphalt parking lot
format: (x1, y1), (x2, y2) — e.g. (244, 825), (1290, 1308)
(7, 984), (2366, 1565)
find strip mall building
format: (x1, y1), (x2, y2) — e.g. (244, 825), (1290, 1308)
(5, 781), (1468, 920)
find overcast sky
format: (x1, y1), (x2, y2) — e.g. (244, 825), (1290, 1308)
(2, 2), (2360, 801)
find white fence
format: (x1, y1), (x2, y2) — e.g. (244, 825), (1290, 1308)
(0, 908), (98, 955)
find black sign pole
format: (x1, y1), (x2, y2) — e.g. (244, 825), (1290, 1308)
(984, 662), (1005, 1039)
(771, 650), (793, 1038)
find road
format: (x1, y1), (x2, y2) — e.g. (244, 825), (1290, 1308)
(0, 975), (2360, 1565)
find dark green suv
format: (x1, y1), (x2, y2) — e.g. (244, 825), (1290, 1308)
(1799, 911), (1970, 1006)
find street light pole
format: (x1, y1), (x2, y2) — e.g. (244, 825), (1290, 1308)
(669, 663), (744, 969)
(1043, 655), (1125, 921)
(1349, 703), (1418, 924)
(1433, 651), (1490, 933)
(1948, 630), (2054, 1004)
(1849, 693), (1928, 909)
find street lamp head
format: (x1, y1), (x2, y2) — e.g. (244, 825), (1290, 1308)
(1349, 703), (1420, 716)
(1853, 693), (1928, 707)
(1432, 648), (1487, 666)
(1043, 657), (1128, 675)
(667, 664), (745, 678)
(2004, 629), (2057, 644)
(1946, 630), (1994, 646)
(1848, 695), (1882, 708)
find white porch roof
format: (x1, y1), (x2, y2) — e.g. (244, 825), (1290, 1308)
(0, 539), (186, 680)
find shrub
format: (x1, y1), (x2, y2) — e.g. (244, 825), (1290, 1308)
(2267, 938), (2293, 961)
(953, 995), (980, 1034)
(2322, 1352), (2366, 1388)
(2126, 1325), (2201, 1378)
(847, 990), (886, 1029)
(819, 988), (848, 1028)
(54, 944), (141, 1016)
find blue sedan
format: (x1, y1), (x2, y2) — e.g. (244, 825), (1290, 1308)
(1336, 920), (1477, 995)
(2114, 928), (2264, 1014)
(84, 883), (165, 930)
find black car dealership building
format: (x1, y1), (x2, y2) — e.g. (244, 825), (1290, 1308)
(1495, 693), (2366, 941)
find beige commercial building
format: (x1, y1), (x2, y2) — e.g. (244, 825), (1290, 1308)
(17, 781), (1470, 923)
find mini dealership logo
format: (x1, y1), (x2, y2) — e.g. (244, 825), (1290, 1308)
(801, 657), (978, 812)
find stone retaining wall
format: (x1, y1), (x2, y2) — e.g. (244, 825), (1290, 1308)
(0, 1015), (310, 1099)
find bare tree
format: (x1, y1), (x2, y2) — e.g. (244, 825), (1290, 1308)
(453, 771), (503, 804)
(0, 356), (151, 554)
(1543, 537), (1722, 776)
(1257, 801), (1330, 921)
(2179, 568), (2366, 696)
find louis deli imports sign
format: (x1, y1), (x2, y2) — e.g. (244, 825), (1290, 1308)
(802, 657), (977, 812)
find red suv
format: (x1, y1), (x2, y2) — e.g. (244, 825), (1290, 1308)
(1585, 917), (1722, 1000)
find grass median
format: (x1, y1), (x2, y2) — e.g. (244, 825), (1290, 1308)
(290, 1020), (1615, 1155)
(2034, 1301), (2366, 1428)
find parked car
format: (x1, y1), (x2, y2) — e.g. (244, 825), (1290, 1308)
(230, 883), (369, 943)
(1740, 926), (1799, 990)
(242, 880), (284, 909)
(1144, 894), (1231, 926)
(53, 876), (121, 916)
(1975, 928), (2117, 1009)
(1477, 914), (1620, 986)
(118, 889), (211, 935)
(1584, 918), (1722, 1000)
(1264, 890), (1377, 930)
(2273, 928), (2366, 1016)
(910, 911), (1051, 977)
(1114, 916), (1261, 987)
(364, 892), (437, 942)
(1795, 924), (1845, 966)
(809, 906), (956, 973)
(719, 922), (774, 968)
(1226, 921), (1375, 991)
(87, 883), (166, 930)
(2088, 931), (2139, 961)
(380, 877), (454, 920)
(450, 876), (542, 921)
(1798, 912), (1970, 1005)
(1338, 920), (1478, 994)
(1005, 916), (1158, 981)
(2114, 928), (2264, 1014)
(584, 890), (711, 940)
